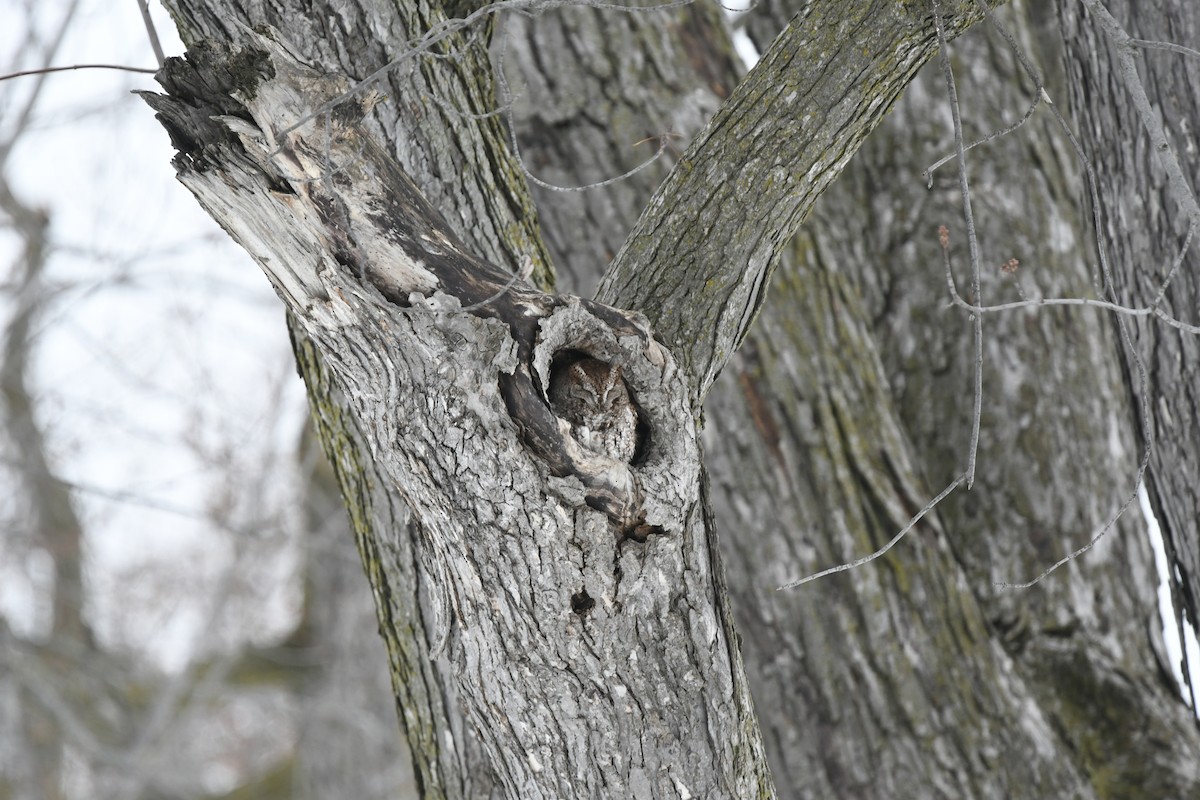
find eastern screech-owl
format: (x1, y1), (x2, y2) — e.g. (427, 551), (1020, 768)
(548, 358), (638, 463)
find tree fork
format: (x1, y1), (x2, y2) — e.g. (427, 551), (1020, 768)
(141, 30), (773, 798)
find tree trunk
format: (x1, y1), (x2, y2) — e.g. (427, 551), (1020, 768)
(1058, 0), (1200, 708)
(143, 0), (1199, 797)
(509, 1), (1200, 796)
(717, 1), (1200, 796)
(142, 22), (778, 794)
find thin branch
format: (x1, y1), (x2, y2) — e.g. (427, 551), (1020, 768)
(1148, 219), (1196, 311)
(937, 221), (1200, 334)
(778, 474), (967, 590)
(0, 0), (82, 168)
(933, 0), (983, 490)
(0, 63), (159, 83)
(135, 0), (166, 67)
(923, 89), (1044, 186)
(995, 476), (1148, 590)
(1128, 37), (1200, 61)
(970, 0), (1158, 590)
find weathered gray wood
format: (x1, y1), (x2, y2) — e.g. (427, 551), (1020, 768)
(142, 32), (772, 797)
(1059, 0), (1200, 714)
(508, 1), (1200, 797)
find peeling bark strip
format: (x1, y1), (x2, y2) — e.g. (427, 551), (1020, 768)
(140, 30), (773, 798)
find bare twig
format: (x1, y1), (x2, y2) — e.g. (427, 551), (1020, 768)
(1128, 37), (1200, 61)
(0, 63), (158, 83)
(135, 0), (167, 67)
(923, 90), (1045, 185)
(938, 221), (1200, 334)
(933, 0), (983, 490)
(0, 0), (82, 168)
(778, 475), (967, 590)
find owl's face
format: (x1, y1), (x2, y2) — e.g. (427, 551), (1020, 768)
(581, 366), (618, 405)
(547, 357), (639, 462)
(565, 361), (624, 424)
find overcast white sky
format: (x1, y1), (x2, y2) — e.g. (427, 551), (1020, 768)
(1, 0), (309, 668)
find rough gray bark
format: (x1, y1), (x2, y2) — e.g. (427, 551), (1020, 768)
(745, 2), (1200, 795)
(142, 31), (769, 797)
(290, 323), (498, 799)
(509, 1), (1200, 797)
(159, 0), (560, 792)
(144, 0), (1200, 797)
(596, 1), (989, 398)
(499, 2), (741, 295)
(141, 0), (1006, 796)
(704, 246), (1103, 798)
(1058, 0), (1200, 706)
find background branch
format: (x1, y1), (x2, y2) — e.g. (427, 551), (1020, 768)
(595, 0), (992, 401)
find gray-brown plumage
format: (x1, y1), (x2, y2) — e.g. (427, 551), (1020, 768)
(548, 358), (638, 463)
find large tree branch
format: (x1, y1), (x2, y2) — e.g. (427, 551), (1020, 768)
(596, 0), (992, 400)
